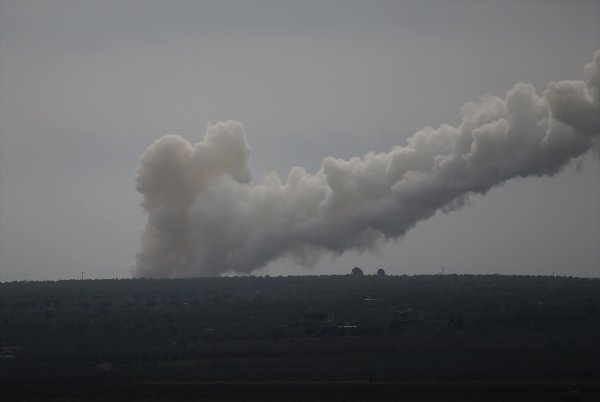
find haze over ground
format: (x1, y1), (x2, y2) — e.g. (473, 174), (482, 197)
(1, 1), (599, 280)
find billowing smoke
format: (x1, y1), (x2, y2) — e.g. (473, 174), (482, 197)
(132, 50), (600, 278)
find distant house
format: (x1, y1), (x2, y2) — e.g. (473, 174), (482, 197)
(300, 312), (335, 336)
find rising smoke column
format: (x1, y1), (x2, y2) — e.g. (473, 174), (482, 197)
(132, 50), (600, 278)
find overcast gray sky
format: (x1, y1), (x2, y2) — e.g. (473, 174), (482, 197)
(1, 0), (598, 281)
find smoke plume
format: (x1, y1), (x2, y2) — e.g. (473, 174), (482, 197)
(132, 50), (600, 278)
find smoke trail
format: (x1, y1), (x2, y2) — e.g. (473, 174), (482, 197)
(132, 50), (600, 278)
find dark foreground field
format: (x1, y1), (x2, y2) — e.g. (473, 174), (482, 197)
(1, 274), (599, 400)
(5, 380), (600, 401)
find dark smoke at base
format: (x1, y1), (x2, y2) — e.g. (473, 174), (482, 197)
(132, 51), (600, 278)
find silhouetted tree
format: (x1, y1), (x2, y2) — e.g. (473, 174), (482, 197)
(352, 267), (364, 276)
(377, 268), (386, 277)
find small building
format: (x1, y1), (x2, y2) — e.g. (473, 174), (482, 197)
(300, 312), (335, 336)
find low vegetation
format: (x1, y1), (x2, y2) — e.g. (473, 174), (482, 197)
(1, 273), (599, 400)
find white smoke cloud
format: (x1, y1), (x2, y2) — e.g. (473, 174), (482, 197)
(132, 50), (600, 278)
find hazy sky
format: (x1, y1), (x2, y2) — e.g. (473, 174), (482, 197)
(1, 0), (599, 281)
